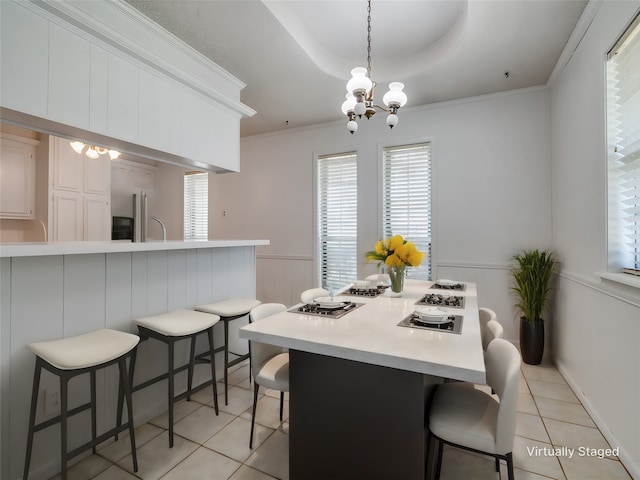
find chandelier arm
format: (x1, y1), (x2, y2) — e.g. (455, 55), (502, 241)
(370, 104), (389, 113)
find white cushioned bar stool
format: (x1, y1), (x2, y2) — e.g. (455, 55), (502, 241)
(195, 298), (261, 405)
(24, 329), (139, 480)
(132, 309), (220, 447)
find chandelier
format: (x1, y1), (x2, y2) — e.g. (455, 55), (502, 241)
(341, 0), (408, 134)
(70, 141), (121, 159)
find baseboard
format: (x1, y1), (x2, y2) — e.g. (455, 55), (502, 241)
(555, 361), (639, 479)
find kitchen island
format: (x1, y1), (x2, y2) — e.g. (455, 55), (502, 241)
(0, 239), (268, 480)
(240, 279), (485, 480)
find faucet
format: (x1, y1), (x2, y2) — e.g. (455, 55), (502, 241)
(150, 216), (167, 241)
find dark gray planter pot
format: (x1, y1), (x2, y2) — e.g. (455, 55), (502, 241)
(520, 316), (544, 365)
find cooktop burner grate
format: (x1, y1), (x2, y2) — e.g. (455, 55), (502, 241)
(432, 282), (465, 291)
(415, 293), (465, 309)
(289, 302), (364, 318)
(340, 286), (386, 297)
(397, 314), (463, 334)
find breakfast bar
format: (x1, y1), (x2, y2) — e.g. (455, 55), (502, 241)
(0, 239), (267, 480)
(240, 279), (486, 479)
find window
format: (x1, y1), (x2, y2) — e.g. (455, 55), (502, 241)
(184, 172), (208, 240)
(383, 143), (432, 279)
(317, 152), (358, 287)
(607, 14), (640, 274)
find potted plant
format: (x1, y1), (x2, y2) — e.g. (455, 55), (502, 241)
(510, 249), (558, 364)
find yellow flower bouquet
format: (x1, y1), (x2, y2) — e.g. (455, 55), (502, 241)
(365, 235), (424, 295)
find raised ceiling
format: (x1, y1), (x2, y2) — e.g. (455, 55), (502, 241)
(125, 0), (588, 137)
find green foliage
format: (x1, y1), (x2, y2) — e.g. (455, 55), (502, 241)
(510, 249), (558, 326)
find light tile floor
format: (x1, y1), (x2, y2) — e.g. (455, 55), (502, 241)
(52, 360), (633, 480)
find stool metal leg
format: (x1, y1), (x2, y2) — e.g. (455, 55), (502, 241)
(90, 370), (97, 454)
(187, 335), (197, 401)
(168, 339), (175, 448)
(223, 319), (229, 405)
(118, 357), (138, 472)
(207, 327), (219, 414)
(23, 358), (43, 480)
(60, 375), (69, 480)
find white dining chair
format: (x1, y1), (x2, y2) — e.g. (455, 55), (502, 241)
(427, 338), (521, 480)
(300, 288), (329, 304)
(482, 319), (504, 351)
(479, 306), (497, 330)
(248, 303), (289, 448)
(478, 307), (497, 349)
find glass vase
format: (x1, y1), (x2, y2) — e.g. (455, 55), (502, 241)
(387, 264), (406, 297)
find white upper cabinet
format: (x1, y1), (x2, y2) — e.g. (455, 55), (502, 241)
(107, 55), (139, 142)
(0, 2), (49, 117)
(0, 1), (254, 173)
(48, 23), (91, 129)
(0, 135), (38, 219)
(89, 44), (109, 133)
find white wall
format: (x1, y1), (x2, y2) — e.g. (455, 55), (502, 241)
(211, 87), (553, 339)
(549, 1), (640, 476)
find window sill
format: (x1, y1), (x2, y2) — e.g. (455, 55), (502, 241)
(597, 272), (640, 289)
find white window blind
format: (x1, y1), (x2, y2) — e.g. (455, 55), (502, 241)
(607, 14), (640, 273)
(383, 143), (432, 279)
(317, 152), (358, 287)
(184, 172), (208, 240)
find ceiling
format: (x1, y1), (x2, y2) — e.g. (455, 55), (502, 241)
(125, 0), (588, 137)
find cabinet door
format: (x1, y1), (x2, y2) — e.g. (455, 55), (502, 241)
(0, 140), (36, 219)
(51, 192), (83, 241)
(84, 195), (111, 241)
(84, 155), (111, 195)
(51, 137), (83, 192)
(48, 22), (91, 128)
(0, 1), (49, 117)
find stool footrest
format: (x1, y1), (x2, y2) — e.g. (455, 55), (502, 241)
(31, 401), (93, 433)
(227, 353), (250, 368)
(66, 422), (134, 462)
(131, 363), (191, 393)
(174, 377), (216, 403)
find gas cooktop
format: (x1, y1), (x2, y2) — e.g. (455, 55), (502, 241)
(397, 313), (463, 334)
(416, 293), (465, 309)
(431, 281), (466, 291)
(290, 301), (364, 319)
(340, 286), (386, 297)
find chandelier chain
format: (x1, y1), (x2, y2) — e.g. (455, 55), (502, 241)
(366, 0), (372, 79)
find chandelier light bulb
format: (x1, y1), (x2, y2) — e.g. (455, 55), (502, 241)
(354, 101), (366, 116)
(70, 141), (85, 154)
(85, 146), (100, 159)
(347, 120), (358, 134)
(346, 67), (373, 95)
(341, 93), (356, 115)
(108, 150), (121, 159)
(383, 82), (408, 108)
(386, 113), (399, 129)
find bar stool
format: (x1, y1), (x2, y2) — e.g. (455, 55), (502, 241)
(195, 298), (261, 405)
(132, 309), (220, 447)
(24, 329), (139, 480)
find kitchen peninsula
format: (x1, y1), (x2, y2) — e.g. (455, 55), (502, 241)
(0, 239), (267, 480)
(240, 279), (486, 479)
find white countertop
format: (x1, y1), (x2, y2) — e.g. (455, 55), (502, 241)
(0, 239), (270, 257)
(240, 279), (486, 384)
